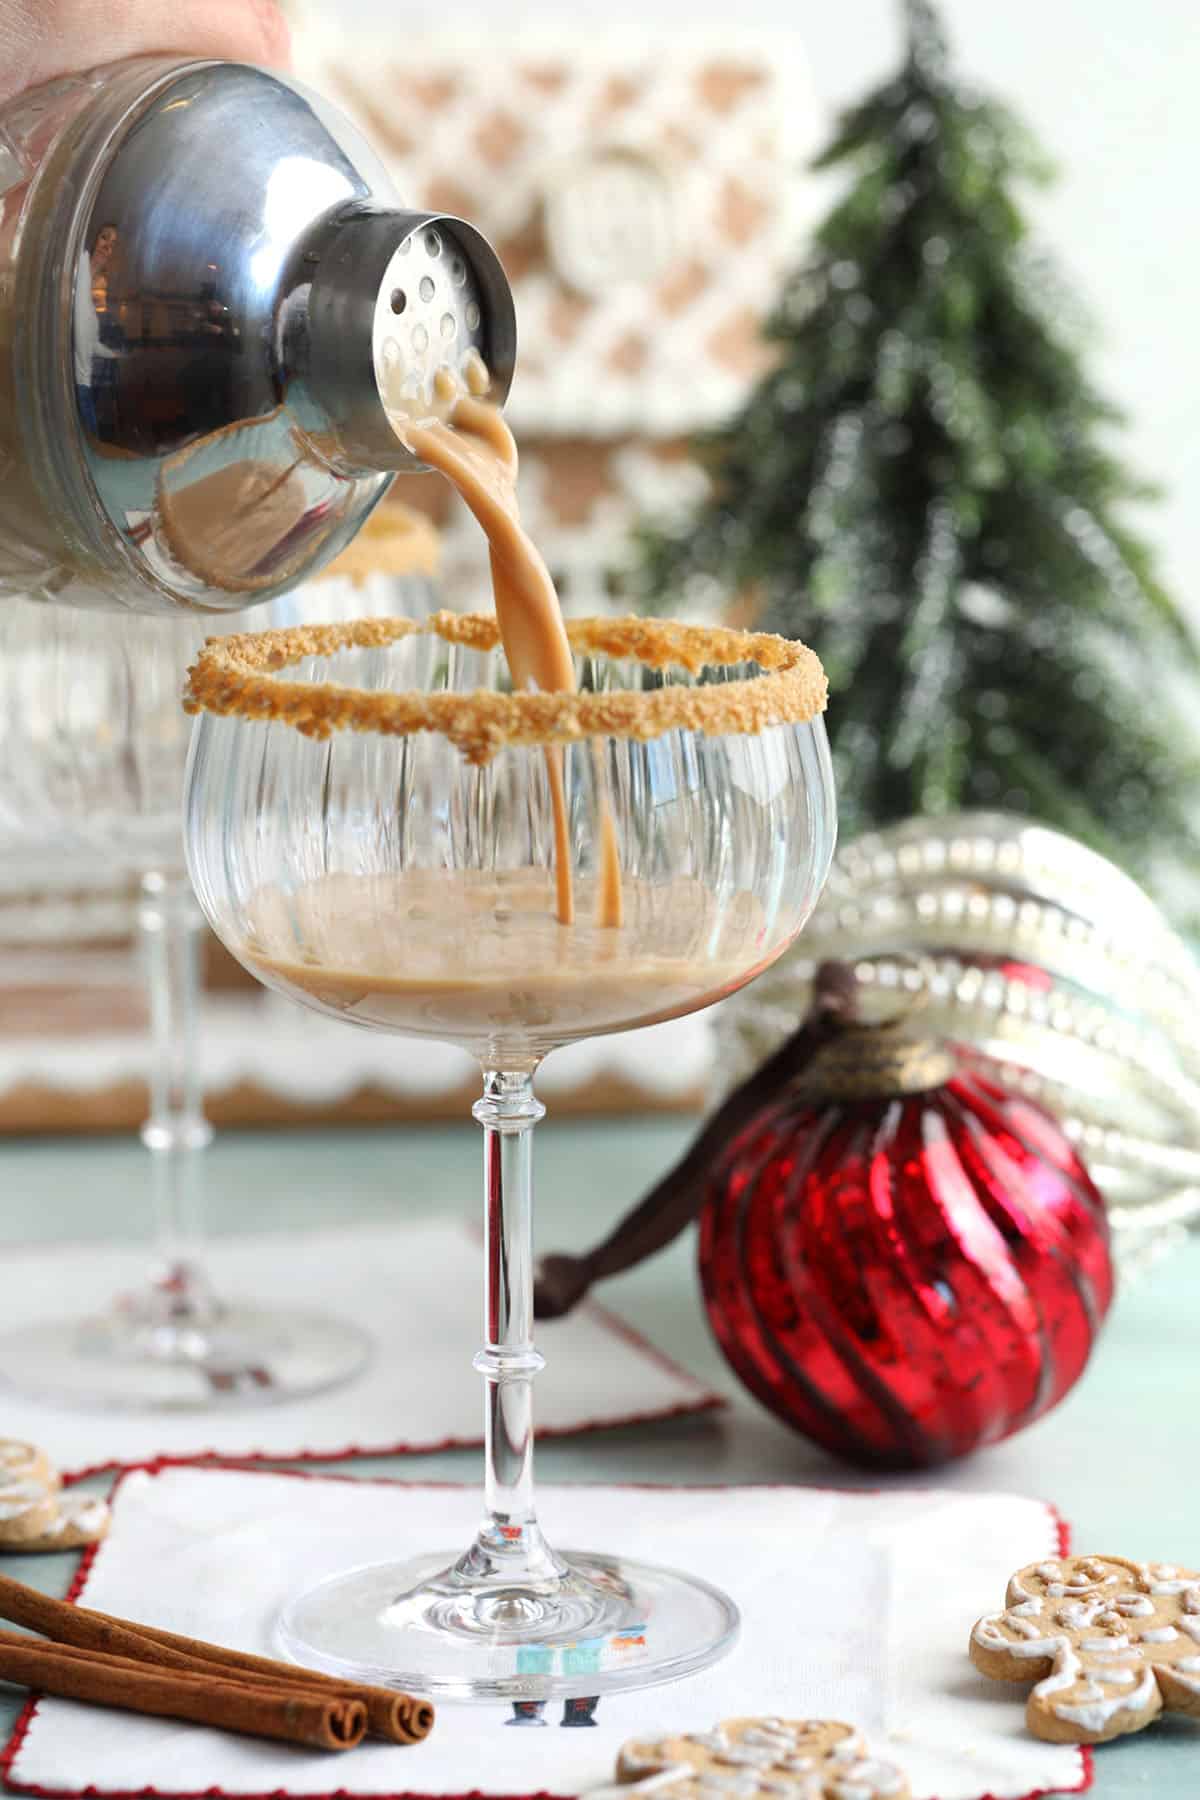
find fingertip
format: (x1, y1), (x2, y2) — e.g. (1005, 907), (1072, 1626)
(252, 0), (292, 69)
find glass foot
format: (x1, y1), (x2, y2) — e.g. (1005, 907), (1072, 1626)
(276, 1550), (739, 1701)
(0, 1302), (373, 1412)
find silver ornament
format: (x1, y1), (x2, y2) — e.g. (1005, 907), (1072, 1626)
(716, 813), (1200, 1268)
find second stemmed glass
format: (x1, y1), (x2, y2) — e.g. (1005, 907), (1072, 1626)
(0, 598), (372, 1409)
(183, 610), (835, 1699)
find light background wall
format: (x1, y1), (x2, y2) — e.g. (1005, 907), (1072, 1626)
(320, 0), (1200, 612)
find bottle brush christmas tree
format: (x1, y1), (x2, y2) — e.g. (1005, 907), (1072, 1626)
(637, 0), (1200, 906)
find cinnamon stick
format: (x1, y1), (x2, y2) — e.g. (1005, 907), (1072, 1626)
(534, 959), (860, 1317)
(0, 1575), (433, 1745)
(0, 1632), (366, 1751)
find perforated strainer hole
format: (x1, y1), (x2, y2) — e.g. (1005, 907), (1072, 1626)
(440, 313), (457, 340)
(465, 300), (481, 331)
(449, 257), (467, 287)
(424, 229), (442, 257)
(412, 323), (429, 352)
(390, 289), (407, 315)
(419, 275), (436, 302)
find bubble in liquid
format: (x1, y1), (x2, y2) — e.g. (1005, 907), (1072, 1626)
(419, 275), (436, 302)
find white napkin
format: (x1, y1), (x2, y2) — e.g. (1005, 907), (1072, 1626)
(0, 1222), (717, 1475)
(4, 1465), (1082, 1800)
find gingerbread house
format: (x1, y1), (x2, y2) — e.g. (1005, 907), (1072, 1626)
(292, 26), (824, 613)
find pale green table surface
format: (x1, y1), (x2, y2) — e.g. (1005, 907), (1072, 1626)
(2, 1117), (1197, 1797)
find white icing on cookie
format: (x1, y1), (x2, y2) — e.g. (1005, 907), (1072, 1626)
(614, 1722), (905, 1800)
(832, 1759), (905, 1799)
(1048, 1577), (1119, 1598)
(0, 1443), (40, 1470)
(1050, 1664), (1158, 1733)
(715, 1749), (781, 1770)
(1112, 1596), (1155, 1619)
(1033, 1642), (1083, 1697)
(974, 1614), (1055, 1659)
(41, 1495), (109, 1538)
(1137, 1563), (1195, 1597)
(1057, 1600), (1100, 1630)
(0, 1477), (50, 1522)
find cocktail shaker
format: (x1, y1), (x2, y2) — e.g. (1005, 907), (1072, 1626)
(0, 58), (515, 614)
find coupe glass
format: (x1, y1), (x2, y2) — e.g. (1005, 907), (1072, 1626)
(0, 597), (372, 1409)
(183, 611), (835, 1700)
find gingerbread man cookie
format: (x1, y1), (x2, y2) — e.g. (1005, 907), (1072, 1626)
(603, 1717), (910, 1799)
(970, 1554), (1200, 1744)
(0, 1440), (108, 1553)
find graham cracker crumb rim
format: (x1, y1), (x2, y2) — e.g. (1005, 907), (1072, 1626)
(183, 612), (828, 764)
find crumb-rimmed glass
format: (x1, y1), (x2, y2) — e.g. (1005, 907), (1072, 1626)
(183, 610), (835, 1699)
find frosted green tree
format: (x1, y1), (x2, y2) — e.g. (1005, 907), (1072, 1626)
(638, 0), (1200, 905)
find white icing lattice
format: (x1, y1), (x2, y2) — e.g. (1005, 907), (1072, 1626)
(292, 26), (824, 439)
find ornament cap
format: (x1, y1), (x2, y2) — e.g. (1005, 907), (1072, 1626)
(801, 1022), (955, 1100)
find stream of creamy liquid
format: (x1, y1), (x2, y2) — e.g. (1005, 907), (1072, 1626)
(389, 371), (622, 929)
(236, 367), (778, 1056)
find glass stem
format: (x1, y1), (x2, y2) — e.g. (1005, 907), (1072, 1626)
(137, 869), (215, 1324)
(456, 1070), (566, 1594)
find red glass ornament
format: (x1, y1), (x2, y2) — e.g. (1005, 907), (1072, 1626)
(699, 1064), (1113, 1469)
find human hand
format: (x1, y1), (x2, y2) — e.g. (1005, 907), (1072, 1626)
(0, 0), (290, 107)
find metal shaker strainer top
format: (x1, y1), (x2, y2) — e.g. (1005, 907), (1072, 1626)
(298, 204), (515, 477)
(378, 222), (486, 406)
